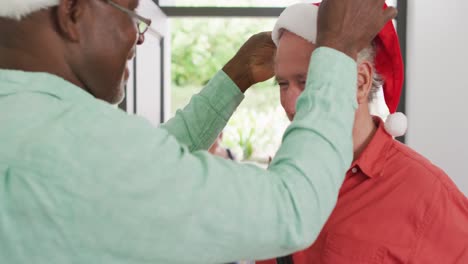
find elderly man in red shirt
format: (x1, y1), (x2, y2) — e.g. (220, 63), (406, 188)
(257, 3), (468, 264)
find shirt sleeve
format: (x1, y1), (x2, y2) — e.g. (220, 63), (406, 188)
(160, 71), (244, 151)
(2, 48), (357, 264)
(409, 179), (468, 263)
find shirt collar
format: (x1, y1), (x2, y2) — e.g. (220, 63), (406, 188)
(350, 117), (394, 178)
(0, 69), (95, 103)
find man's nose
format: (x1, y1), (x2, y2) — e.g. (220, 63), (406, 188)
(284, 100), (296, 121)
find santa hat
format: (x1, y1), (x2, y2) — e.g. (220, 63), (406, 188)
(273, 3), (407, 137)
(0, 0), (59, 20)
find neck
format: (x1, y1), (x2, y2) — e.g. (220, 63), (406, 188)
(352, 108), (378, 160)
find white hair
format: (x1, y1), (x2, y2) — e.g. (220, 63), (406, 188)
(357, 43), (383, 102)
(0, 0), (59, 20)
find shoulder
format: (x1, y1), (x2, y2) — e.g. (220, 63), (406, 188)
(386, 140), (464, 198)
(26, 98), (174, 171)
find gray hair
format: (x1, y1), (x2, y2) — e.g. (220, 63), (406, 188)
(357, 43), (383, 102)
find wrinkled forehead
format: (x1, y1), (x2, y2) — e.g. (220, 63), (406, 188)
(274, 30), (316, 76)
(276, 31), (315, 58)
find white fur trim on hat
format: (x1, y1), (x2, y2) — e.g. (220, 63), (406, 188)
(272, 3), (319, 47)
(0, 0), (59, 20)
(384, 112), (408, 137)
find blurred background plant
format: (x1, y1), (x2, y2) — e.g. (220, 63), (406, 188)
(170, 17), (290, 164)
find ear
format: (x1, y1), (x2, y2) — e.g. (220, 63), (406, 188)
(356, 61), (373, 104)
(55, 0), (86, 42)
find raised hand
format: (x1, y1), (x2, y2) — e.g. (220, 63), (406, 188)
(316, 0), (398, 60)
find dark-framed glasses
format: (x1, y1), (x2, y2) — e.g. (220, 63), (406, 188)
(106, 0), (152, 35)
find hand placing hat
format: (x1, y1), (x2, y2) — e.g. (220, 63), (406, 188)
(223, 32), (276, 93)
(316, 0), (398, 61)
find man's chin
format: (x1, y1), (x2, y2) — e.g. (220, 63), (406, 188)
(113, 94), (125, 105)
(108, 83), (126, 105)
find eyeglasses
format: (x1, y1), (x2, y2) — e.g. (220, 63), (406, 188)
(106, 0), (152, 35)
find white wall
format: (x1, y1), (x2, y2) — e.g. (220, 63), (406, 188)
(121, 0), (170, 125)
(406, 0), (468, 195)
(136, 33), (163, 125)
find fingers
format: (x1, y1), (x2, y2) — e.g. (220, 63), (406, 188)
(257, 32), (276, 48)
(383, 7), (398, 24)
(264, 31), (272, 38)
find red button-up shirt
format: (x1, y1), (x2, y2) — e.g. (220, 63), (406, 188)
(258, 118), (468, 264)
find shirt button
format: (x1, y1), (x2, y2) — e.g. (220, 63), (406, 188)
(351, 167), (358, 174)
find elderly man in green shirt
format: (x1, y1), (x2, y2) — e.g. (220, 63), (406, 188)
(0, 0), (396, 263)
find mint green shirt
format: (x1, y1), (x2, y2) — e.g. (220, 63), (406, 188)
(0, 48), (357, 264)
